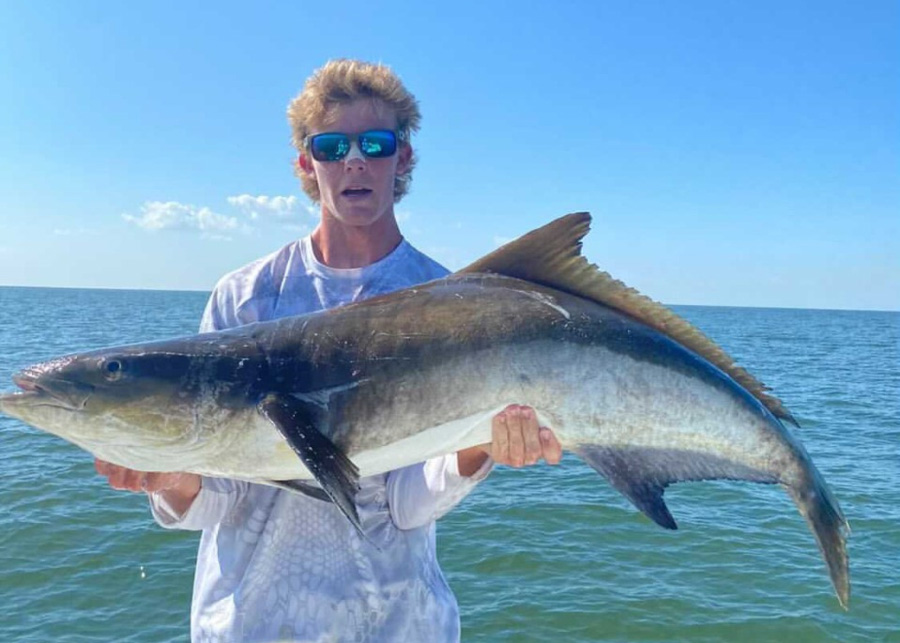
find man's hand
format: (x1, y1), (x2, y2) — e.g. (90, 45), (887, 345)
(94, 459), (201, 516)
(457, 404), (563, 476)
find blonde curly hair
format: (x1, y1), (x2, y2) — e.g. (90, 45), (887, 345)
(287, 59), (421, 203)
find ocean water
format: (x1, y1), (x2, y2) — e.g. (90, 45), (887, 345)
(0, 286), (897, 642)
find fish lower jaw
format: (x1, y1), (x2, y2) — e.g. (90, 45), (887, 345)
(0, 391), (76, 416)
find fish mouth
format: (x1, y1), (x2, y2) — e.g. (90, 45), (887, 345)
(4, 370), (93, 411)
(0, 387), (43, 407)
(13, 372), (40, 393)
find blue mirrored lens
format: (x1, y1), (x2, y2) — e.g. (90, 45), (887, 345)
(310, 134), (350, 161)
(359, 130), (397, 158)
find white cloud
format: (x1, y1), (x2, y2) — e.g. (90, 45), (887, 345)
(227, 194), (311, 220)
(123, 201), (238, 237)
(122, 194), (317, 240)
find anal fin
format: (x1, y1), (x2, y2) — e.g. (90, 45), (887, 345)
(258, 394), (364, 538)
(574, 445), (777, 530)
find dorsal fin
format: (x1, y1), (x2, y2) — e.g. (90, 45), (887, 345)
(459, 213), (797, 426)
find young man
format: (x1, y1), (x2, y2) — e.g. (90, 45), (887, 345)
(96, 59), (562, 642)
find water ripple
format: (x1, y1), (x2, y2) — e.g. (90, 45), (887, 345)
(1, 290), (897, 640)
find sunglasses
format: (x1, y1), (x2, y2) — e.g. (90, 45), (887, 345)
(304, 129), (405, 162)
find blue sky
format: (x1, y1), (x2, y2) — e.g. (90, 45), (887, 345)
(0, 1), (896, 310)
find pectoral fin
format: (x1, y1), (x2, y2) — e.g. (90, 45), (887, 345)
(258, 394), (363, 537)
(575, 445), (777, 530)
(268, 479), (331, 503)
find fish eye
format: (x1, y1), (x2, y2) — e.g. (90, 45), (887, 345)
(102, 358), (125, 381)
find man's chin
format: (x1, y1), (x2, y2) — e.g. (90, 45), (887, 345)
(327, 205), (394, 229)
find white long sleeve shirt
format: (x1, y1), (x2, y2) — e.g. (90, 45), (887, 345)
(149, 235), (492, 642)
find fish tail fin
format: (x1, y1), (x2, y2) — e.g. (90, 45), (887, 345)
(787, 464), (850, 609)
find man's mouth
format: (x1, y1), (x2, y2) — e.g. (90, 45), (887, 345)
(341, 188), (372, 198)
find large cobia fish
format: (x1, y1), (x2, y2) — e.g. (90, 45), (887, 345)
(0, 213), (849, 607)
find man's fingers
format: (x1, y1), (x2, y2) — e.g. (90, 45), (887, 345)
(521, 407), (542, 465)
(143, 472), (190, 493)
(102, 462), (125, 488)
(506, 406), (526, 467)
(540, 427), (563, 464)
(142, 472), (166, 493)
(123, 469), (145, 492)
(490, 405), (564, 468)
(94, 458), (109, 476)
(492, 410), (510, 464)
(97, 459), (145, 492)
(106, 465), (129, 490)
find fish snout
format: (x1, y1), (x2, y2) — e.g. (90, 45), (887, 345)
(13, 369), (40, 392)
(11, 364), (94, 411)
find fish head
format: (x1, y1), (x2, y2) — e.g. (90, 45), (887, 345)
(0, 346), (207, 468)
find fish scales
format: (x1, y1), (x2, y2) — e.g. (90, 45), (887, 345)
(0, 213), (850, 608)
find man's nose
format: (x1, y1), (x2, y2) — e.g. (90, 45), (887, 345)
(343, 141), (366, 169)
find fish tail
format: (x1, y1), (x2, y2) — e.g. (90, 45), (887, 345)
(787, 463), (850, 609)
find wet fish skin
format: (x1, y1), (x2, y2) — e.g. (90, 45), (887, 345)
(0, 214), (850, 608)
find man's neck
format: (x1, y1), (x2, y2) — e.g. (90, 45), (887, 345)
(310, 211), (403, 269)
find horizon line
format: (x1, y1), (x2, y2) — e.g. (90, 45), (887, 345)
(1, 283), (896, 314)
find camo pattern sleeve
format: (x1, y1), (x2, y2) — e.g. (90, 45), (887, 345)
(147, 235), (481, 642)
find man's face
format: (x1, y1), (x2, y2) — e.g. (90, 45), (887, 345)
(302, 99), (411, 228)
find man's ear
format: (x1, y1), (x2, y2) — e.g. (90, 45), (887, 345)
(396, 144), (413, 176)
(297, 153), (314, 175)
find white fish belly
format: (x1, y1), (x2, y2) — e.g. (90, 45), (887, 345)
(111, 340), (789, 483)
(338, 340), (789, 477)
